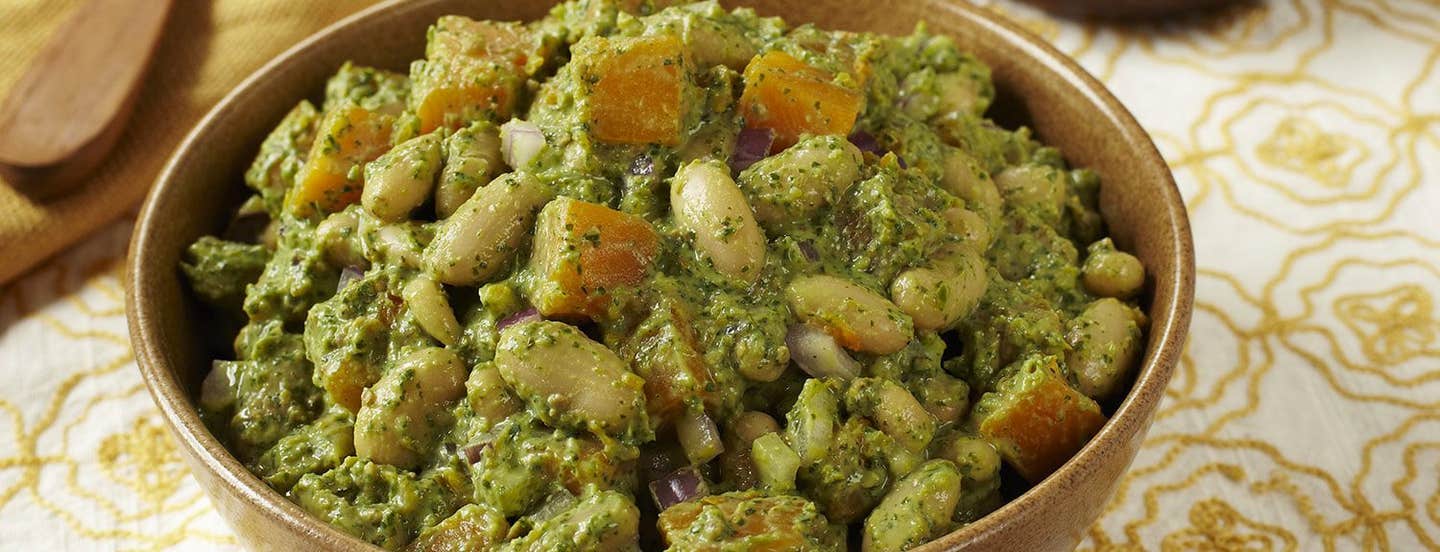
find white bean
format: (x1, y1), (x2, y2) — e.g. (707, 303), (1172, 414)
(362, 133), (443, 222)
(941, 149), (1001, 217)
(787, 274), (914, 354)
(995, 164), (1067, 225)
(889, 245), (989, 331)
(847, 378), (936, 453)
(466, 362), (520, 430)
(315, 209), (365, 267)
(354, 347), (466, 468)
(401, 275), (460, 346)
(495, 320), (649, 440)
(671, 160), (767, 283)
(942, 206), (992, 252)
(1067, 298), (1144, 401)
(862, 459), (962, 552)
(437, 124), (503, 219)
(424, 172), (552, 286)
(1082, 238), (1145, 298)
(739, 135), (863, 231)
(361, 220), (424, 269)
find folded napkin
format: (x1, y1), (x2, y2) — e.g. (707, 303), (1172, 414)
(0, 0), (383, 285)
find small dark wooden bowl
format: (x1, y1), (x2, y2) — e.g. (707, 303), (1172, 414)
(126, 1), (1195, 550)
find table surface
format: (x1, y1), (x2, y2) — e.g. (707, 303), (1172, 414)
(2, 0), (1438, 549)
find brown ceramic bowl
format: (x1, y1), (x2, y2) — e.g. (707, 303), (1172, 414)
(1018, 0), (1237, 19)
(127, 0), (1194, 550)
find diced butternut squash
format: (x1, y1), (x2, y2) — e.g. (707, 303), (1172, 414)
(974, 355), (1108, 483)
(412, 17), (553, 133)
(618, 293), (718, 428)
(739, 50), (862, 151)
(574, 35), (692, 145)
(285, 105), (394, 218)
(411, 58), (523, 134)
(658, 491), (838, 551)
(528, 197), (659, 320)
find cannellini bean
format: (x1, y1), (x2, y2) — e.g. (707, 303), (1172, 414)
(671, 160), (767, 283)
(941, 206), (992, 252)
(890, 246), (989, 331)
(787, 274), (914, 354)
(362, 133), (443, 222)
(739, 135), (863, 231)
(466, 362), (520, 429)
(401, 275), (460, 346)
(1067, 298), (1144, 401)
(914, 374), (970, 425)
(424, 172), (552, 286)
(934, 71), (987, 116)
(1082, 238), (1146, 298)
(847, 378), (936, 453)
(733, 410), (781, 442)
(940, 149), (1001, 216)
(495, 320), (649, 440)
(315, 210), (365, 267)
(354, 347), (466, 468)
(362, 220), (424, 269)
(507, 491), (640, 551)
(933, 434), (1001, 487)
(862, 459), (962, 552)
(437, 124), (503, 219)
(995, 164), (1067, 225)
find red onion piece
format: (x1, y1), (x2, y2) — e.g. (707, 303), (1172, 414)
(786, 324), (861, 380)
(797, 240), (819, 263)
(460, 442), (490, 465)
(497, 307), (541, 331)
(730, 127), (775, 173)
(676, 410), (724, 465)
(336, 266), (364, 292)
(649, 467), (709, 511)
(500, 119), (545, 168)
(847, 130), (882, 154)
(531, 488), (578, 522)
(199, 360), (237, 411)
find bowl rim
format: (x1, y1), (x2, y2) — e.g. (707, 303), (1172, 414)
(126, 0), (1195, 550)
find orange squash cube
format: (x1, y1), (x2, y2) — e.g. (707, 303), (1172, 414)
(574, 35), (692, 145)
(739, 50), (862, 151)
(412, 59), (522, 134)
(285, 105), (394, 217)
(659, 491), (838, 551)
(975, 355), (1108, 483)
(529, 197), (659, 320)
(618, 295), (718, 428)
(413, 17), (552, 133)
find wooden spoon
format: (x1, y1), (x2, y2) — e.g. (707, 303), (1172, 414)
(0, 0), (173, 200)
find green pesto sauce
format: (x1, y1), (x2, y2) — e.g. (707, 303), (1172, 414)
(180, 1), (1147, 549)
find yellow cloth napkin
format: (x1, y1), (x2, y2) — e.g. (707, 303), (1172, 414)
(0, 0), (383, 284)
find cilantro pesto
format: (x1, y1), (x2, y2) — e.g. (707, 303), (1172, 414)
(181, 1), (1150, 550)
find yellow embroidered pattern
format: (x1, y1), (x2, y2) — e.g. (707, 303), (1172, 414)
(0, 0), (1437, 550)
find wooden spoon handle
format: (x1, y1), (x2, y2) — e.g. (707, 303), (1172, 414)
(0, 0), (173, 199)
